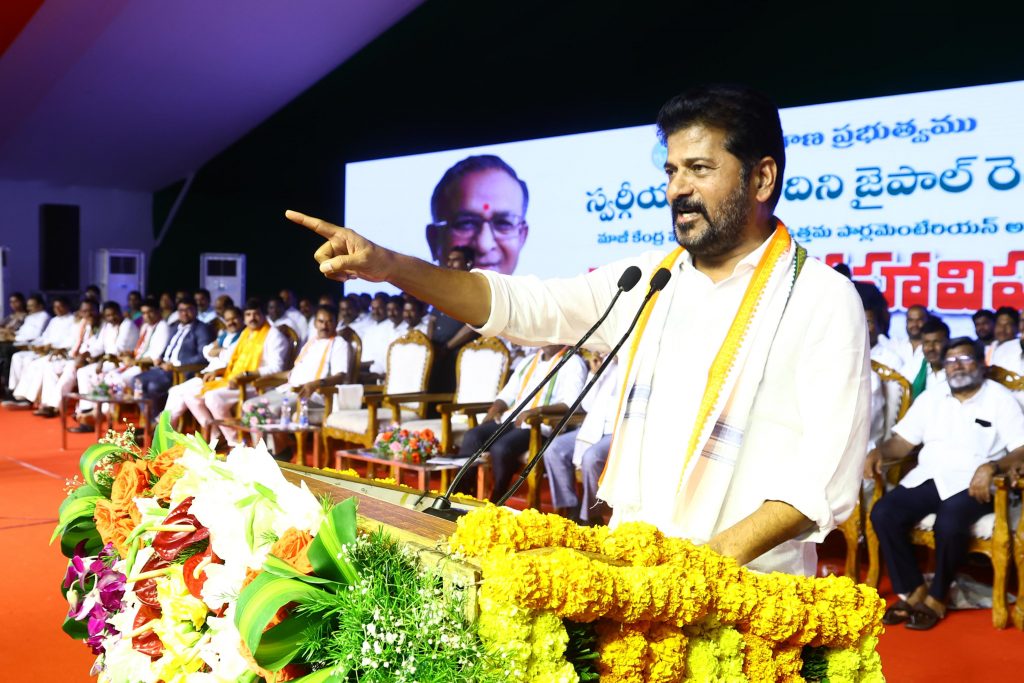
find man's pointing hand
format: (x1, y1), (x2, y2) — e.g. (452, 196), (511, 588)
(286, 210), (393, 283)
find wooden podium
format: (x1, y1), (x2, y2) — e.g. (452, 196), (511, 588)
(280, 462), (486, 620)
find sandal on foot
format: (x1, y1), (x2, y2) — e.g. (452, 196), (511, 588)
(905, 603), (942, 631)
(881, 599), (914, 625)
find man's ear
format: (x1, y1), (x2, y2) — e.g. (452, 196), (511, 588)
(753, 157), (778, 204)
(425, 224), (441, 262)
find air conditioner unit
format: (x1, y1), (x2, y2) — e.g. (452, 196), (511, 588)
(200, 253), (246, 305)
(94, 249), (145, 307)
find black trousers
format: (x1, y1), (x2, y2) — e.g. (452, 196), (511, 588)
(135, 367), (174, 412)
(0, 341), (16, 396)
(870, 479), (992, 600)
(458, 420), (531, 502)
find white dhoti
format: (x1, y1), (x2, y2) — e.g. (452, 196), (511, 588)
(8, 350), (40, 391)
(40, 359), (77, 409)
(13, 355), (51, 402)
(185, 386), (251, 446)
(166, 376), (203, 423)
(75, 361), (116, 413)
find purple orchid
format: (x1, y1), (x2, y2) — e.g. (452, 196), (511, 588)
(63, 541), (127, 654)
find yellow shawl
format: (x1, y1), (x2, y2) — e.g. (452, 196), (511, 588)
(199, 323), (271, 395)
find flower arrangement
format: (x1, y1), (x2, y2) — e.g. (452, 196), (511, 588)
(241, 396), (274, 427)
(373, 427), (440, 464)
(448, 505), (887, 683)
(54, 414), (499, 683)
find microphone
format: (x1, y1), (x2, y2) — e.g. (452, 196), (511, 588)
(424, 265), (643, 521)
(493, 267), (672, 506)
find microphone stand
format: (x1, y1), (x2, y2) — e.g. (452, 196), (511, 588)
(494, 268), (671, 506)
(424, 267), (642, 521)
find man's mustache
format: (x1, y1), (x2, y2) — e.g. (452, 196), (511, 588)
(671, 197), (708, 221)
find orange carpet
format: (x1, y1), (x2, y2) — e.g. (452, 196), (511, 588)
(2, 407), (1021, 681)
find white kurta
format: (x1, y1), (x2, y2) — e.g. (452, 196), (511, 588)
(990, 340), (1024, 410)
(475, 241), (870, 575)
(13, 310), (50, 344)
(494, 350), (588, 434)
(893, 380), (1024, 499)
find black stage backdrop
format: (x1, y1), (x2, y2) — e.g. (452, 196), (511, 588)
(149, 0), (1024, 298)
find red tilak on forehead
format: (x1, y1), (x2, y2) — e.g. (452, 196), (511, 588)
(483, 202), (490, 211)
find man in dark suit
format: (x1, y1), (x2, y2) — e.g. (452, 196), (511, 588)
(135, 299), (213, 411)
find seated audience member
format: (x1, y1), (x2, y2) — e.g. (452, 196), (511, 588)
(991, 320), (1024, 409)
(267, 296), (306, 343)
(543, 355), (619, 524)
(33, 300), (104, 417)
(0, 292), (27, 340)
(194, 289), (218, 324)
(82, 285), (101, 303)
(298, 297), (315, 327)
(158, 292), (175, 321)
(972, 309), (995, 347)
(71, 299), (168, 430)
(184, 300), (289, 445)
(986, 306), (1020, 364)
(240, 305), (350, 449)
(866, 337), (1024, 630)
(888, 304), (929, 373)
(336, 297), (360, 333)
(165, 291), (192, 325)
(318, 293), (336, 308)
(904, 318), (949, 399)
(458, 344), (587, 502)
(396, 297), (432, 337)
(71, 301), (139, 419)
(279, 288), (309, 341)
(1, 293), (49, 397)
(165, 305), (243, 424)
(213, 294), (234, 321)
(4, 297), (71, 405)
(134, 300), (214, 411)
(126, 291), (143, 322)
(358, 293), (395, 380)
(861, 295), (903, 448)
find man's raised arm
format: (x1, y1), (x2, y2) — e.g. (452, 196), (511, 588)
(286, 210), (492, 327)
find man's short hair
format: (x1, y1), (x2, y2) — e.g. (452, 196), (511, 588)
(388, 295), (405, 307)
(921, 317), (950, 338)
(430, 155), (529, 221)
(972, 309), (995, 323)
(404, 296), (426, 313)
(373, 292), (390, 303)
(27, 293), (44, 306)
(196, 288), (211, 298)
(315, 304), (337, 319)
(51, 295), (69, 308)
(244, 298), (264, 314)
(102, 301), (122, 316)
(449, 245), (476, 265)
(222, 305), (242, 318)
(994, 306), (1021, 327)
(9, 292), (25, 305)
(177, 298), (198, 310)
(944, 336), (985, 363)
(141, 297), (159, 310)
(656, 84), (786, 210)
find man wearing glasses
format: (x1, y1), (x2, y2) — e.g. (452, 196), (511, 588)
(426, 155), (529, 276)
(866, 337), (1024, 630)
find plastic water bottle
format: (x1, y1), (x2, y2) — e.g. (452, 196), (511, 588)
(298, 397), (309, 428)
(280, 396), (291, 428)
(133, 379), (143, 400)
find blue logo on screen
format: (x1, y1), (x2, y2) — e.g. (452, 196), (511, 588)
(651, 142), (667, 170)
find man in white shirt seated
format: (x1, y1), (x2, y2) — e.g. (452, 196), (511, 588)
(866, 337), (1024, 630)
(70, 299), (169, 430)
(4, 297), (72, 406)
(213, 294), (234, 322)
(184, 300), (289, 445)
(357, 293), (395, 381)
(991, 320), (1024, 410)
(986, 306), (1020, 365)
(904, 318), (948, 399)
(862, 296), (902, 451)
(888, 304), (929, 374)
(457, 344), (587, 502)
(69, 301), (140, 420)
(267, 296), (307, 343)
(194, 288), (218, 324)
(34, 300), (104, 417)
(543, 355), (619, 524)
(164, 305), (243, 425)
(395, 296), (432, 337)
(278, 289), (310, 342)
(336, 297), (360, 334)
(1, 293), (49, 399)
(240, 305), (350, 444)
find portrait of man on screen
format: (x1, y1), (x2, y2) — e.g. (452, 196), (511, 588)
(426, 154), (529, 275)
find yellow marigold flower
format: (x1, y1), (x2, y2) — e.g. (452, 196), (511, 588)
(596, 620), (649, 683)
(645, 621), (688, 682)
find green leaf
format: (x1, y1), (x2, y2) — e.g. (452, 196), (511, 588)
(234, 572), (323, 661)
(150, 410), (175, 456)
(61, 616), (90, 640)
(253, 612), (317, 671)
(51, 495), (101, 544)
(59, 519), (103, 558)
(290, 666), (348, 683)
(79, 443), (128, 496)
(262, 555), (339, 587)
(307, 499), (359, 585)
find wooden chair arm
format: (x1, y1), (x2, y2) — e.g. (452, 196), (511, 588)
(438, 401), (493, 416)
(383, 392), (455, 405)
(364, 393), (385, 407)
(171, 363), (206, 384)
(252, 372), (289, 391)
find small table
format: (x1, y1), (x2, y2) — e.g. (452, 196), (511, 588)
(229, 421), (322, 468)
(61, 392), (154, 451)
(333, 449), (467, 494)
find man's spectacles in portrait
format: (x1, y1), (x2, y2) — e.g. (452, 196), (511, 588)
(942, 354), (977, 368)
(431, 213), (525, 241)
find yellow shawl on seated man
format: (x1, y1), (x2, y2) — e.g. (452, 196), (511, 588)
(199, 323), (271, 396)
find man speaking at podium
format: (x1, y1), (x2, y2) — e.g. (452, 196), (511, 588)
(288, 84), (870, 577)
